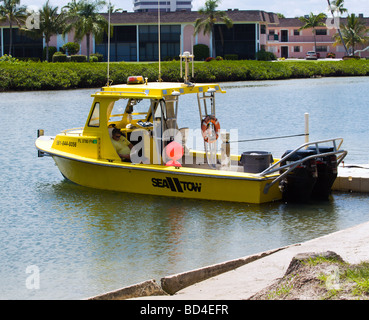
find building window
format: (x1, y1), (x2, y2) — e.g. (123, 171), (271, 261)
(316, 46), (328, 52)
(2, 28), (43, 58)
(293, 46), (301, 52)
(96, 26), (137, 62)
(293, 29), (300, 36)
(260, 25), (266, 34)
(139, 25), (180, 61)
(316, 29), (327, 36)
(215, 24), (256, 60)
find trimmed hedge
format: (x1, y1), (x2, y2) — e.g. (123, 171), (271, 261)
(70, 55), (87, 62)
(193, 44), (210, 61)
(52, 52), (67, 63)
(0, 59), (368, 91)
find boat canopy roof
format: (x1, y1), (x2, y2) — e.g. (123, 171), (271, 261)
(92, 82), (226, 100)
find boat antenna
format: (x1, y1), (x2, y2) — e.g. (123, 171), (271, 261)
(158, 0), (162, 82)
(179, 37), (194, 85)
(326, 0), (349, 56)
(106, 0), (111, 86)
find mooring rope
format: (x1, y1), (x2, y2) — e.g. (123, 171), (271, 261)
(230, 133), (309, 143)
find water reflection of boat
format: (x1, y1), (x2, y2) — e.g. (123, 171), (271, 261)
(35, 54), (347, 204)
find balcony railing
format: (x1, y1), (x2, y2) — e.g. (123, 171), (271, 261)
(288, 35), (334, 42)
(268, 34), (279, 41)
(268, 35), (334, 43)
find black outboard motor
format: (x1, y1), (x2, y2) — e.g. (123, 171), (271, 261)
(307, 146), (338, 200)
(280, 149), (318, 202)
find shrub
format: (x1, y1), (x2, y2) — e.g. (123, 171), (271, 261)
(0, 59), (369, 91)
(70, 55), (87, 62)
(89, 55), (98, 62)
(17, 57), (40, 62)
(205, 57), (215, 62)
(224, 54), (238, 60)
(90, 53), (104, 62)
(327, 52), (336, 58)
(256, 49), (277, 61)
(194, 44), (210, 61)
(216, 56), (223, 61)
(52, 52), (67, 62)
(0, 54), (19, 63)
(343, 55), (361, 60)
(62, 42), (80, 55)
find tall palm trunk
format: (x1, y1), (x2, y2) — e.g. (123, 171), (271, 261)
(8, 20), (13, 55)
(86, 32), (90, 61)
(211, 26), (216, 57)
(46, 42), (50, 62)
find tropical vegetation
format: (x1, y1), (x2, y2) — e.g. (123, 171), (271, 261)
(24, 0), (67, 61)
(333, 13), (369, 55)
(62, 0), (109, 61)
(194, 0), (233, 58)
(1, 59), (369, 91)
(0, 0), (27, 55)
(0, 0), (109, 61)
(299, 12), (327, 53)
(330, 0), (348, 15)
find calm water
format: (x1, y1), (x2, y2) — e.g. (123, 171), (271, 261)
(0, 77), (369, 299)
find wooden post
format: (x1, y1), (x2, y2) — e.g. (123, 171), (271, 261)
(305, 113), (309, 144)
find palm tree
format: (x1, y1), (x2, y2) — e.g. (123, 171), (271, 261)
(24, 1), (67, 61)
(107, 4), (123, 13)
(63, 0), (108, 61)
(299, 12), (327, 53)
(194, 0), (233, 58)
(330, 0), (348, 16)
(333, 14), (369, 55)
(0, 0), (27, 56)
(62, 0), (82, 12)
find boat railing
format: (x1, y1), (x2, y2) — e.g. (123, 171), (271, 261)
(259, 138), (347, 194)
(60, 127), (84, 135)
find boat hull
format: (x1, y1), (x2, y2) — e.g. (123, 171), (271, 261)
(52, 155), (282, 204)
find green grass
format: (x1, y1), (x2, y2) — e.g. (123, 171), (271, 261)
(343, 262), (369, 296)
(304, 255), (346, 266)
(314, 258), (369, 299)
(266, 275), (295, 300)
(1, 59), (369, 91)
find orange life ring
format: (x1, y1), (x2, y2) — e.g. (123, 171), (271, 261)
(201, 115), (220, 143)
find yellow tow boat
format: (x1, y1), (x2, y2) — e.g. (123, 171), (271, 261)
(35, 55), (347, 204)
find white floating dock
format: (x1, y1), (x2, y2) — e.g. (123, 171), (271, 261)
(333, 164), (369, 193)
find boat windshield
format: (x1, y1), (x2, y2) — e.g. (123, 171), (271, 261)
(108, 98), (157, 129)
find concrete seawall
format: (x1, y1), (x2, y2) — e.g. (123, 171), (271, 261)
(88, 220), (369, 300)
(87, 246), (290, 300)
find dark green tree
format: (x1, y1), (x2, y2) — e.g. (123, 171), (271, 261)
(63, 0), (108, 61)
(194, 0), (233, 58)
(299, 12), (327, 52)
(0, 0), (27, 55)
